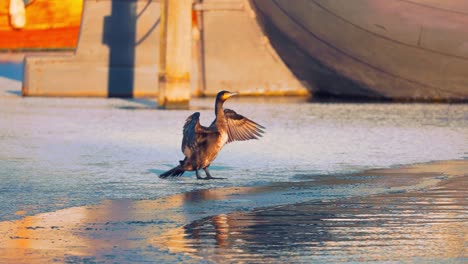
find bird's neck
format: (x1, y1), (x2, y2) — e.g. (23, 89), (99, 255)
(215, 98), (224, 117)
(215, 99), (226, 126)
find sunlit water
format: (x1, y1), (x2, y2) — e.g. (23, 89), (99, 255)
(169, 178), (467, 263)
(1, 80), (467, 222)
(0, 62), (22, 81)
(0, 76), (467, 262)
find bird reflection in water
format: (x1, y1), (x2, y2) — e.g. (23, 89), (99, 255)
(156, 183), (467, 263)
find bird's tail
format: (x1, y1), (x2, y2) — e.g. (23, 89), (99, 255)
(159, 165), (185, 178)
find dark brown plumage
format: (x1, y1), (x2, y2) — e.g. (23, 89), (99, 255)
(160, 90), (265, 180)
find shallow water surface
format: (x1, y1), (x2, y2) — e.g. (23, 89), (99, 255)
(0, 80), (467, 262)
(161, 174), (466, 263)
(0, 62), (23, 81)
(0, 161), (466, 263)
(1, 89), (467, 221)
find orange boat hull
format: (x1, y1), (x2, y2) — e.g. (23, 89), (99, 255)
(0, 0), (83, 49)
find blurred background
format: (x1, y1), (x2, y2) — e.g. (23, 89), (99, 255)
(1, 0), (467, 102)
(0, 1), (467, 263)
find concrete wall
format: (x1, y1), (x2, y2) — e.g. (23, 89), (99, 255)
(24, 0), (159, 97)
(199, 0), (306, 96)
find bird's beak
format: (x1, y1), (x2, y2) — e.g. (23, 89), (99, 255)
(221, 91), (237, 101)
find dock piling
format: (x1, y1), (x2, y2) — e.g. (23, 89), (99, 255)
(158, 0), (192, 109)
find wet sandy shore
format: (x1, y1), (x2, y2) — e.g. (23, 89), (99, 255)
(0, 160), (466, 263)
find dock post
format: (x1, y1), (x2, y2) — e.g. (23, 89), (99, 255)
(158, 0), (192, 109)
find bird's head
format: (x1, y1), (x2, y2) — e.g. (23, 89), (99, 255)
(216, 90), (237, 102)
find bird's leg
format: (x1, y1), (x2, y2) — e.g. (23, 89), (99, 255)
(203, 167), (225, 180)
(195, 170), (204, 180)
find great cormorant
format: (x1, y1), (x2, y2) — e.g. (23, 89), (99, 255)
(159, 90), (265, 180)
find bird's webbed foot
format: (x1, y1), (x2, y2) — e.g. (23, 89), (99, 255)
(203, 167), (225, 180)
(204, 176), (225, 180)
(195, 170), (205, 180)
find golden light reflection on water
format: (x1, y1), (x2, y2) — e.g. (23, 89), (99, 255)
(157, 191), (467, 263)
(0, 160), (466, 263)
(0, 207), (91, 263)
(154, 161), (468, 262)
(0, 184), (264, 262)
(11, 216), (34, 251)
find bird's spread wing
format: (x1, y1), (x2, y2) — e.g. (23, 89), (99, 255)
(182, 112), (200, 153)
(224, 109), (265, 143)
(182, 112), (218, 154)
